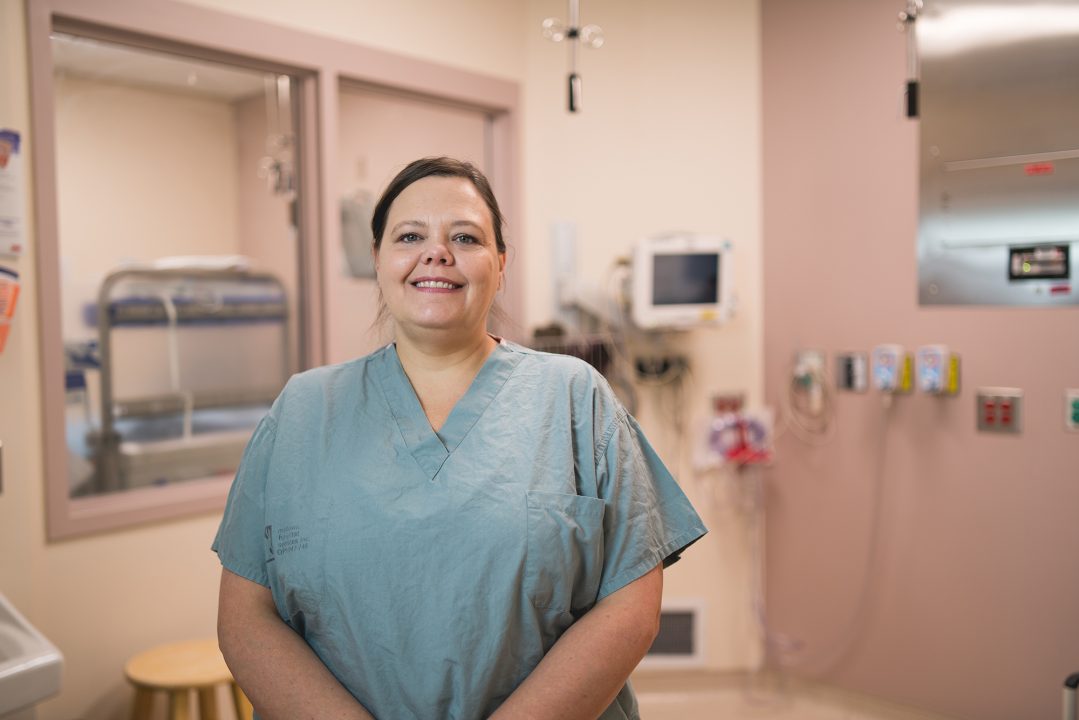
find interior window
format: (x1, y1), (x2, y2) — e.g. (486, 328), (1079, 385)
(51, 33), (303, 498)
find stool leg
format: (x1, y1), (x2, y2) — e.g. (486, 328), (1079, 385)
(231, 682), (254, 720)
(130, 687), (154, 720)
(169, 689), (191, 720)
(197, 687), (218, 720)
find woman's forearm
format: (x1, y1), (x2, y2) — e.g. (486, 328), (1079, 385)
(491, 564), (663, 720)
(217, 568), (374, 720)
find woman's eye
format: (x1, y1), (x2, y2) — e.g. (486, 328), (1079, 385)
(398, 232), (422, 243)
(453, 234), (478, 245)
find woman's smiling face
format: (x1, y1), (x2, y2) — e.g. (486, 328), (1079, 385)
(374, 175), (505, 340)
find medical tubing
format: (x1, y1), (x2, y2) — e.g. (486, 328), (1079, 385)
(600, 260), (639, 410)
(749, 468), (801, 667)
(158, 291), (180, 392)
(158, 290), (193, 439)
(609, 258), (687, 475)
(576, 261), (629, 411)
(665, 369), (690, 481)
(780, 364), (836, 446)
(742, 465), (802, 707)
(792, 396), (893, 675)
(752, 383), (892, 684)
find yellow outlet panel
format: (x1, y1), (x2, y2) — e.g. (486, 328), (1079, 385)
(946, 354), (961, 396)
(898, 353), (913, 393)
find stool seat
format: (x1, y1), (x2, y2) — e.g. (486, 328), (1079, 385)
(125, 638), (252, 720)
(126, 638), (232, 690)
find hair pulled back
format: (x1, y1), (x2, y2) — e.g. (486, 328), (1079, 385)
(371, 157), (506, 254)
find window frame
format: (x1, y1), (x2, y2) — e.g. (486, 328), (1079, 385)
(26, 0), (520, 540)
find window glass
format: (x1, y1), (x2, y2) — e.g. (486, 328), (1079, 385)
(52, 33), (303, 497)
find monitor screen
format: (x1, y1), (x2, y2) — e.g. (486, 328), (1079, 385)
(1008, 244), (1069, 281)
(653, 253), (720, 305)
(631, 234), (732, 329)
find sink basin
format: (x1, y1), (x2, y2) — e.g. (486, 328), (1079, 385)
(0, 593), (62, 716)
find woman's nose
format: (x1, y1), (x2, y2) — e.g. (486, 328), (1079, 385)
(422, 239), (453, 265)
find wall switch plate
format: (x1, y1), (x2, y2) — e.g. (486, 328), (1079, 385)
(1066, 389), (1079, 432)
(835, 352), (868, 392)
(976, 387), (1023, 434)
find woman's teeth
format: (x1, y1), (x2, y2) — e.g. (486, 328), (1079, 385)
(414, 280), (458, 289)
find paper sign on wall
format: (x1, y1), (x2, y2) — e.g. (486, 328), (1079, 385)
(0, 266), (19, 354)
(0, 129), (25, 257)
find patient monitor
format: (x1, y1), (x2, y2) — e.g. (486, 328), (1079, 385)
(631, 234), (733, 329)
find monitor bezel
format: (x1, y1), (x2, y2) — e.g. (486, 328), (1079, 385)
(631, 234), (733, 329)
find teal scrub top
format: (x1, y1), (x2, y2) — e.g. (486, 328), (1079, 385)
(213, 340), (707, 720)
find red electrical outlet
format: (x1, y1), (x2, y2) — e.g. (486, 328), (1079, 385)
(976, 388), (1022, 434)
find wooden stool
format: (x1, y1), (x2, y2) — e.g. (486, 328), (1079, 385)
(124, 638), (253, 720)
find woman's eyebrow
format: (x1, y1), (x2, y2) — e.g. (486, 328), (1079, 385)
(389, 218), (486, 236)
(389, 220), (428, 235)
(449, 220), (485, 233)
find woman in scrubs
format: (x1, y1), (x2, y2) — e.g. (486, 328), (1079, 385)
(214, 157), (707, 720)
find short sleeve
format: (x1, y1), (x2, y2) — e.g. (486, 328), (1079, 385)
(211, 413), (278, 586)
(594, 411), (707, 601)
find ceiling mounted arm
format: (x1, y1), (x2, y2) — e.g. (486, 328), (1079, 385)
(543, 0), (604, 113)
(898, 0), (923, 118)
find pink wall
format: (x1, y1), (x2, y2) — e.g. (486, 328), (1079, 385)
(761, 2), (1079, 719)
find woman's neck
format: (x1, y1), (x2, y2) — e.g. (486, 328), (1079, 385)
(394, 331), (497, 431)
(394, 330), (496, 378)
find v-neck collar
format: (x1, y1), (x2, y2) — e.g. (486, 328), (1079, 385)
(373, 341), (522, 480)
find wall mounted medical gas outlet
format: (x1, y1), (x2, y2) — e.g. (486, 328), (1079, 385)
(794, 350), (827, 415)
(871, 344), (912, 393)
(916, 344), (961, 396)
(1065, 389), (1079, 432)
(976, 387), (1022, 434)
(794, 350), (825, 377)
(835, 352), (868, 392)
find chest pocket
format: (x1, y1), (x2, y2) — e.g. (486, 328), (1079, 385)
(524, 490), (606, 615)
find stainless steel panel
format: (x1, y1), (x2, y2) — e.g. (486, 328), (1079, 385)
(917, 0), (1079, 305)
